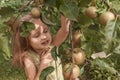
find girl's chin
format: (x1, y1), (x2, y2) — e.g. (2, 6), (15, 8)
(40, 45), (50, 49)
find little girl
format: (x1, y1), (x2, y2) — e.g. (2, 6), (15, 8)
(12, 14), (70, 80)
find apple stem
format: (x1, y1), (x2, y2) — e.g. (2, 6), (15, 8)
(91, 0), (96, 6)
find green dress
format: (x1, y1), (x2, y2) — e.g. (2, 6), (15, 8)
(24, 47), (64, 80)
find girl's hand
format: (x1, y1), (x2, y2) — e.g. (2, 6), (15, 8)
(35, 52), (53, 79)
(61, 15), (70, 31)
(34, 77), (39, 80)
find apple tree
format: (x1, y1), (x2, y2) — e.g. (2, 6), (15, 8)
(0, 0), (120, 80)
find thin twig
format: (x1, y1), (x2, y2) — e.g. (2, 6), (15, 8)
(19, 0), (34, 12)
(68, 21), (75, 80)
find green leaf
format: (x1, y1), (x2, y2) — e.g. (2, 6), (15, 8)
(44, 0), (57, 7)
(41, 12), (56, 26)
(80, 67), (84, 75)
(78, 0), (91, 7)
(20, 22), (35, 37)
(24, 22), (35, 31)
(113, 44), (120, 54)
(103, 20), (117, 52)
(0, 34), (11, 59)
(111, 0), (120, 12)
(45, 0), (63, 8)
(105, 20), (117, 41)
(20, 31), (29, 37)
(59, 2), (78, 21)
(51, 47), (57, 60)
(0, 7), (14, 16)
(78, 14), (92, 27)
(92, 59), (118, 74)
(40, 66), (54, 80)
(0, 24), (8, 33)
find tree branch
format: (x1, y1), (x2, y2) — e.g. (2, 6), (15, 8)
(68, 21), (75, 80)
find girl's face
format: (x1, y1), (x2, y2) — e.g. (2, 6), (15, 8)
(29, 22), (52, 50)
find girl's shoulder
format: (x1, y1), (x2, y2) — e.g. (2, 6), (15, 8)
(23, 50), (40, 67)
(22, 50), (40, 61)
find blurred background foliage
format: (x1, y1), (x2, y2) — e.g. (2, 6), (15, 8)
(0, 0), (120, 80)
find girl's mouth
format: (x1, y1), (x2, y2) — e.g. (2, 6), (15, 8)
(41, 40), (49, 45)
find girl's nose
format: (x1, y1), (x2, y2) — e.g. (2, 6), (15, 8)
(41, 34), (47, 39)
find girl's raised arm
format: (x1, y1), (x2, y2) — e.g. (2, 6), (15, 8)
(51, 15), (70, 46)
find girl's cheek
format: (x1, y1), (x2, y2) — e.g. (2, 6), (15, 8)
(30, 38), (41, 44)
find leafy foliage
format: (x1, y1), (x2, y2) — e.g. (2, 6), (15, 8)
(111, 0), (120, 13)
(0, 53), (27, 80)
(20, 22), (35, 37)
(59, 2), (79, 21)
(40, 66), (54, 80)
(0, 34), (11, 59)
(51, 47), (57, 60)
(0, 0), (27, 10)
(0, 0), (120, 80)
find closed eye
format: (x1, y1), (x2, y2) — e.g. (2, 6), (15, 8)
(43, 28), (49, 33)
(33, 31), (40, 38)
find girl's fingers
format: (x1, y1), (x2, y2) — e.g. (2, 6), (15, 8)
(61, 15), (70, 28)
(66, 20), (70, 27)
